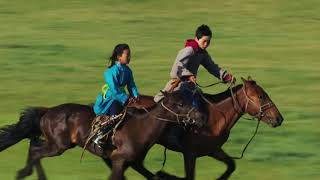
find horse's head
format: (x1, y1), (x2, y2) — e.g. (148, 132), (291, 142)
(161, 90), (207, 127)
(241, 76), (284, 127)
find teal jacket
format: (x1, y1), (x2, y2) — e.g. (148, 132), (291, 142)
(93, 62), (139, 115)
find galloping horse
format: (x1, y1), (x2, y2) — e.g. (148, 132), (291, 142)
(132, 77), (284, 180)
(0, 91), (207, 180)
(0, 77), (283, 180)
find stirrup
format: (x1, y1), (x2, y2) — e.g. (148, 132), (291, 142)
(110, 114), (123, 120)
(93, 131), (103, 145)
(93, 137), (100, 145)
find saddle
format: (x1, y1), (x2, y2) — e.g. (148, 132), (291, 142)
(82, 110), (127, 152)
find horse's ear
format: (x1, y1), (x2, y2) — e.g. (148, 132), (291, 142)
(241, 77), (247, 83)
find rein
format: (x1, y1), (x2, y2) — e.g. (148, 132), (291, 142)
(229, 84), (275, 121)
(140, 101), (197, 126)
(156, 102), (196, 126)
(228, 83), (274, 159)
(196, 81), (223, 88)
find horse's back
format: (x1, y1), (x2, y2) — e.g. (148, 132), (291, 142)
(40, 103), (95, 142)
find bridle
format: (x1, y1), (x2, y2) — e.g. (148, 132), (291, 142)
(229, 83), (276, 159)
(230, 84), (275, 121)
(196, 81), (276, 159)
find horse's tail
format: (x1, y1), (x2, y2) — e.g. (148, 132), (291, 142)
(0, 107), (48, 152)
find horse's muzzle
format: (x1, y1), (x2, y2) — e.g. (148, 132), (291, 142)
(271, 115), (284, 127)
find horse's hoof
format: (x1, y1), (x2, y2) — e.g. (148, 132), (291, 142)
(16, 168), (32, 180)
(155, 171), (168, 178)
(38, 174), (48, 180)
(155, 171), (181, 180)
(152, 175), (162, 180)
(217, 176), (228, 180)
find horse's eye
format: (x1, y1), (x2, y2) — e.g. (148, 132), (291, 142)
(259, 95), (263, 99)
(177, 103), (184, 107)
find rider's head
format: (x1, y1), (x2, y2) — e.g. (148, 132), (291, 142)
(109, 43), (131, 67)
(195, 24), (212, 50)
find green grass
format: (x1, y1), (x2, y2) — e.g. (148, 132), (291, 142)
(0, 0), (319, 179)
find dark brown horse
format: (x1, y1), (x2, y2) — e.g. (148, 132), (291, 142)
(0, 91), (207, 180)
(134, 77), (284, 180)
(0, 77), (283, 180)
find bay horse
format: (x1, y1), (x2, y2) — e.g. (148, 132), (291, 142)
(132, 77), (284, 180)
(0, 91), (207, 180)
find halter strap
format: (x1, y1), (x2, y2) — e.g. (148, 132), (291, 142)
(230, 84), (275, 120)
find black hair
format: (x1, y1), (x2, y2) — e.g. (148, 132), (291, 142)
(195, 24), (212, 39)
(109, 43), (130, 67)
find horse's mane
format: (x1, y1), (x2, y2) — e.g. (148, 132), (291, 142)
(204, 84), (243, 103)
(86, 102), (156, 116)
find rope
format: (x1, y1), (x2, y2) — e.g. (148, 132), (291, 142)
(196, 81), (223, 88)
(231, 119), (261, 159)
(80, 116), (102, 162)
(80, 108), (127, 162)
(111, 108), (128, 141)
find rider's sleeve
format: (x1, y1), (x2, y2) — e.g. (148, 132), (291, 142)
(104, 69), (128, 105)
(201, 53), (226, 80)
(171, 47), (195, 78)
(127, 68), (139, 98)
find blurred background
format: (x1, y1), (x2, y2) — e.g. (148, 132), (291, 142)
(0, 0), (319, 179)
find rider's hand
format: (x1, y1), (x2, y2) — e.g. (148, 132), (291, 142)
(188, 75), (197, 84)
(129, 96), (140, 104)
(134, 96), (140, 103)
(222, 73), (236, 84)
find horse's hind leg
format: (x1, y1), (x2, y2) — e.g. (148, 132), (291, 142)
(34, 159), (47, 180)
(16, 140), (34, 180)
(26, 140), (70, 179)
(208, 148), (235, 180)
(31, 138), (48, 180)
(16, 138), (47, 180)
(30, 142), (69, 162)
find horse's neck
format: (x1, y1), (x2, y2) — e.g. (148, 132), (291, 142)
(208, 86), (246, 137)
(132, 103), (172, 137)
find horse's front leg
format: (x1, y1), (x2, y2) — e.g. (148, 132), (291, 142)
(183, 152), (197, 180)
(156, 151), (197, 180)
(104, 157), (155, 180)
(208, 148), (235, 180)
(110, 158), (128, 180)
(130, 158), (156, 180)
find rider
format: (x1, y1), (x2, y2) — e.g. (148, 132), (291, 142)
(154, 24), (236, 102)
(154, 24), (236, 148)
(93, 43), (139, 145)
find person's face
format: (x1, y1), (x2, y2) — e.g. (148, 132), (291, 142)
(118, 49), (131, 64)
(196, 35), (211, 49)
